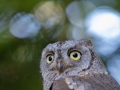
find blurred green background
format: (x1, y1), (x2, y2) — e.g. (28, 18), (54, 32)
(0, 0), (120, 90)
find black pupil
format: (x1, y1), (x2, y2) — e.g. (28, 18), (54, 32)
(73, 53), (78, 58)
(48, 56), (52, 61)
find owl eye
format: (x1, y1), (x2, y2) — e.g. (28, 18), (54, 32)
(46, 54), (54, 64)
(69, 51), (81, 60)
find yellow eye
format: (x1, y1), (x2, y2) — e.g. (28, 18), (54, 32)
(46, 55), (54, 64)
(69, 51), (81, 60)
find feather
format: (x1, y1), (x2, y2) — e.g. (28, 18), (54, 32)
(64, 74), (120, 90)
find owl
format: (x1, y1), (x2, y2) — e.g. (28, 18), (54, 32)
(40, 39), (120, 90)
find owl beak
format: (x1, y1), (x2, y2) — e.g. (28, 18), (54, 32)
(57, 60), (62, 72)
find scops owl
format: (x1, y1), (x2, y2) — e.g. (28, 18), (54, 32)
(40, 39), (120, 90)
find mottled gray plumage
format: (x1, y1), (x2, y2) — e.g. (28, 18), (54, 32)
(40, 39), (120, 90)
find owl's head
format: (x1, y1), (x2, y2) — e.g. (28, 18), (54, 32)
(40, 39), (107, 80)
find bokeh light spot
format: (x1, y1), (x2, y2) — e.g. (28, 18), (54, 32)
(85, 6), (120, 39)
(34, 1), (65, 29)
(9, 13), (41, 38)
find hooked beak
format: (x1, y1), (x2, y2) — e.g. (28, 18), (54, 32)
(49, 59), (72, 73)
(56, 59), (73, 73)
(56, 60), (63, 72)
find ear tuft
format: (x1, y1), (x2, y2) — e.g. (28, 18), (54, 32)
(80, 39), (93, 49)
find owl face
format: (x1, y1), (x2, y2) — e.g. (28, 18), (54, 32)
(40, 39), (93, 76)
(40, 40), (119, 90)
